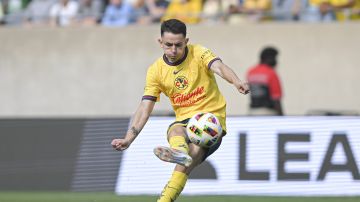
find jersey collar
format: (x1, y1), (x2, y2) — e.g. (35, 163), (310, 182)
(163, 46), (188, 66)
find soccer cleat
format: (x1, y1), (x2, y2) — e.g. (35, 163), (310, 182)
(153, 146), (193, 167)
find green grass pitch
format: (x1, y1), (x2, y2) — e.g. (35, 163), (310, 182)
(0, 192), (359, 202)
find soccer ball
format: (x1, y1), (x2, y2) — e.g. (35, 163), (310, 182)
(186, 112), (222, 148)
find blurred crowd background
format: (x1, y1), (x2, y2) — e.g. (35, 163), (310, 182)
(0, 0), (359, 27)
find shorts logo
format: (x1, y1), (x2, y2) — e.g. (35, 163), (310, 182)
(174, 76), (189, 90)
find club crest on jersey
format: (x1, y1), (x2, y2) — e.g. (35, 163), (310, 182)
(174, 76), (189, 90)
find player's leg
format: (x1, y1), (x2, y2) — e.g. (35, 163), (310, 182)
(156, 124), (192, 202)
(175, 134), (223, 175)
(154, 123), (192, 167)
(157, 134), (223, 202)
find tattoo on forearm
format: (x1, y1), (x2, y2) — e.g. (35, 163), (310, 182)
(129, 126), (140, 137)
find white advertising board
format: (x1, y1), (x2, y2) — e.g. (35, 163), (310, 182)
(115, 117), (360, 196)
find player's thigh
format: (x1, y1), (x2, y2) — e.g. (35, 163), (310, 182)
(202, 134), (223, 161)
(189, 134), (223, 162)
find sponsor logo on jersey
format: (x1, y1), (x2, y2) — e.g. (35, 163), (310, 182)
(171, 86), (206, 107)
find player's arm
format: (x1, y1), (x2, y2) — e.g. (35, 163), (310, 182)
(111, 100), (155, 151)
(273, 100), (284, 116)
(210, 60), (250, 95)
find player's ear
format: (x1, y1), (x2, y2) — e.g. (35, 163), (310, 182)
(185, 38), (189, 45)
(158, 38), (164, 48)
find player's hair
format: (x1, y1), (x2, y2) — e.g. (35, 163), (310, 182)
(161, 19), (187, 37)
(260, 46), (278, 67)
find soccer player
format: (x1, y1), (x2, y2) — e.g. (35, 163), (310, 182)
(111, 19), (249, 202)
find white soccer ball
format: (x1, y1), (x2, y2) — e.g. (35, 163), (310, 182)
(186, 112), (222, 148)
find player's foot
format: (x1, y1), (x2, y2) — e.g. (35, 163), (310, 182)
(153, 146), (193, 167)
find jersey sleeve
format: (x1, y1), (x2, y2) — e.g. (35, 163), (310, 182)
(143, 64), (161, 102)
(195, 45), (221, 69)
(269, 72), (282, 100)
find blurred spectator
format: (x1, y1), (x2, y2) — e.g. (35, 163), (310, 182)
(246, 46), (284, 116)
(272, 0), (302, 21)
(300, 0), (335, 22)
(0, 1), (4, 24)
(350, 0), (360, 19)
(129, 0), (149, 24)
(2, 0), (31, 25)
(136, 0), (169, 24)
(328, 0), (355, 21)
(161, 0), (203, 24)
(77, 0), (104, 26)
(228, 0), (272, 23)
(202, 0), (238, 23)
(101, 0), (135, 27)
(49, 0), (79, 26)
(23, 0), (57, 26)
(146, 0), (169, 22)
(129, 0), (148, 24)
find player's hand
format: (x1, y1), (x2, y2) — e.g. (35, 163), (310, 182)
(111, 138), (130, 151)
(236, 80), (250, 95)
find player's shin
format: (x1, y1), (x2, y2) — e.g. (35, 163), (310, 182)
(169, 136), (189, 154)
(157, 171), (188, 202)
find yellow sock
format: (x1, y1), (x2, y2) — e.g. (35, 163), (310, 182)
(157, 171), (188, 202)
(169, 136), (189, 154)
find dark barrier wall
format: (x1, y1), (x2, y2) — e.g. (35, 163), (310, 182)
(0, 118), (129, 191)
(0, 120), (83, 190)
(2, 117), (359, 194)
(71, 119), (130, 192)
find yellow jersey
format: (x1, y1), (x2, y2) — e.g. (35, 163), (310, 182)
(309, 0), (329, 6)
(143, 44), (227, 130)
(330, 0), (353, 20)
(351, 0), (360, 20)
(161, 0), (203, 24)
(243, 0), (272, 10)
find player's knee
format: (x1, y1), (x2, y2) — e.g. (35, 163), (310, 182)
(168, 126), (186, 138)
